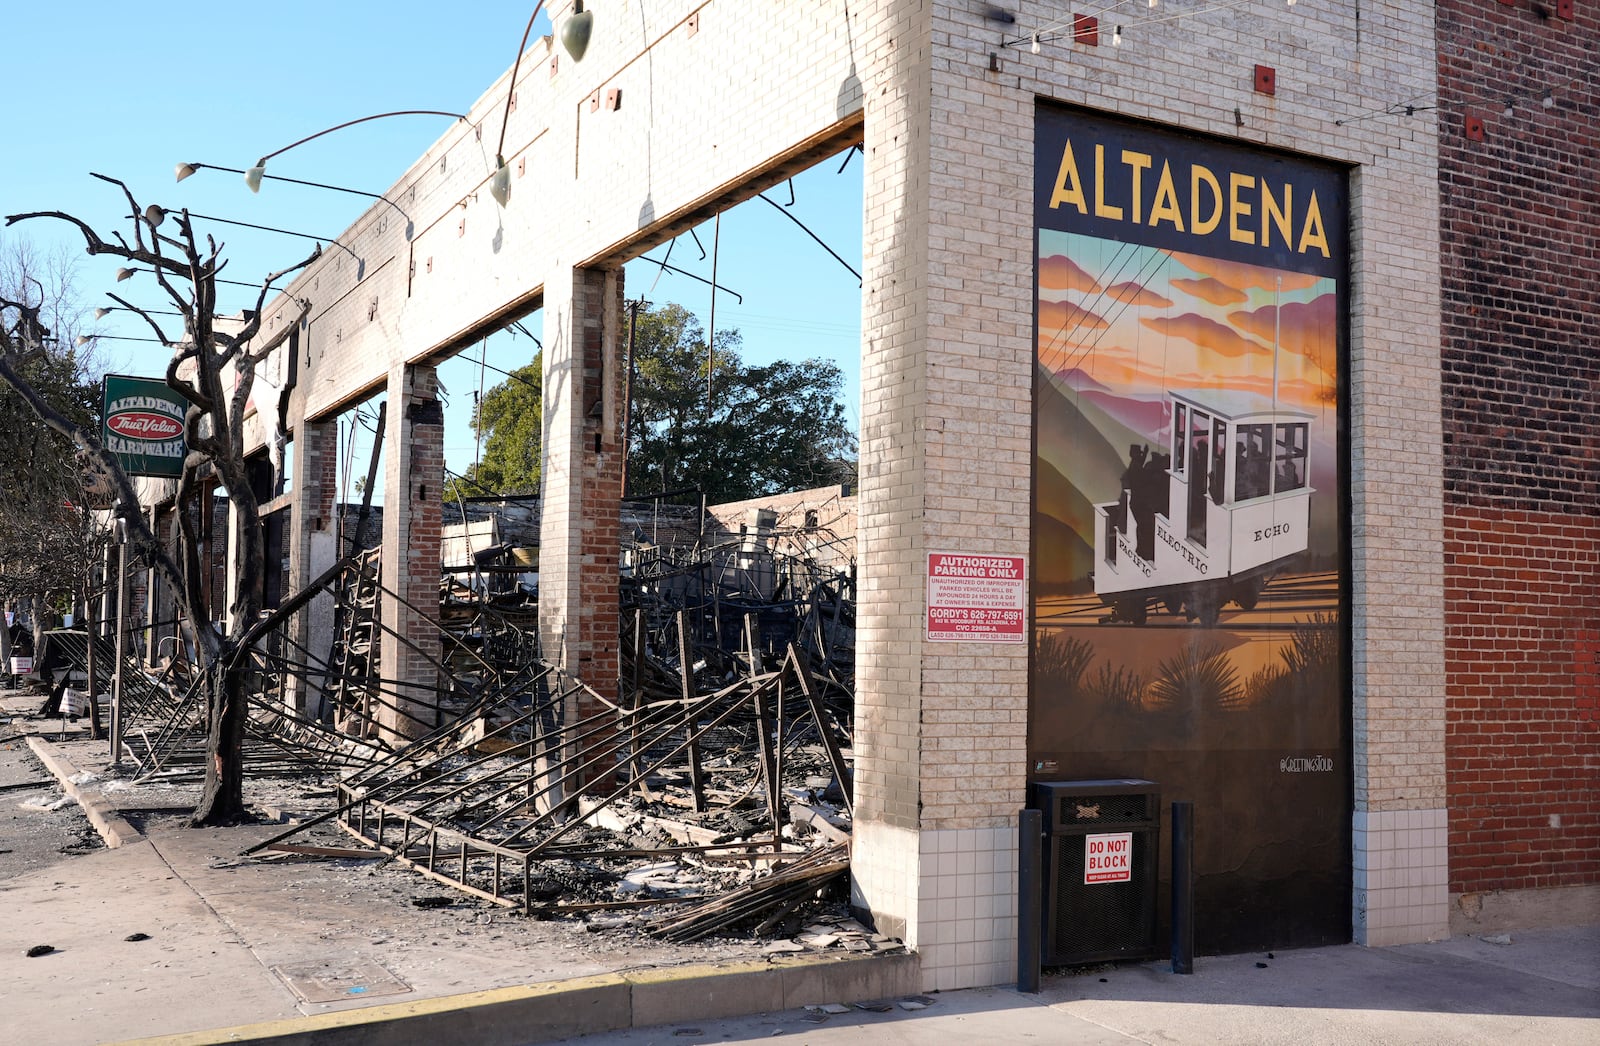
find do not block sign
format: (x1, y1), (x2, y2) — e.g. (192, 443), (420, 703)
(1084, 832), (1133, 884)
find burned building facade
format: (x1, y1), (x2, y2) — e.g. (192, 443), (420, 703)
(126, 1), (1595, 991)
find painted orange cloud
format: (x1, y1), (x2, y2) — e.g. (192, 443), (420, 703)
(1039, 254), (1103, 293)
(1039, 298), (1110, 336)
(1212, 373), (1336, 408)
(1172, 251), (1322, 293)
(1228, 294), (1337, 362)
(1171, 276), (1247, 306)
(1140, 313), (1267, 359)
(1104, 281), (1173, 308)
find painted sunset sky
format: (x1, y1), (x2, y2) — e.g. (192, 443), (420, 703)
(1036, 229), (1337, 411)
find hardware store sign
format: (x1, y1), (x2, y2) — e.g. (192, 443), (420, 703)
(102, 374), (186, 478)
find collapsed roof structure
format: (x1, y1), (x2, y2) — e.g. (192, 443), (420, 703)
(39, 487), (864, 941)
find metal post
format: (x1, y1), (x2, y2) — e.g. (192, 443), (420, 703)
(1, 602), (12, 686)
(110, 533), (128, 768)
(144, 504), (159, 667)
(85, 569), (101, 741)
(1171, 800), (1194, 974)
(99, 541), (115, 642)
(1017, 807), (1043, 993)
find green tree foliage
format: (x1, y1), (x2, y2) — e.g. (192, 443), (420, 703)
(626, 304), (856, 502)
(444, 357), (542, 501)
(450, 304), (856, 505)
(0, 238), (100, 608)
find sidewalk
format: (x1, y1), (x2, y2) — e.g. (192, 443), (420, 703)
(3, 692), (1596, 1045)
(0, 704), (911, 1045)
(522, 927), (1600, 1045)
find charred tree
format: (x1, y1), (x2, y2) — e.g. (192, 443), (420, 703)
(1, 175), (316, 825)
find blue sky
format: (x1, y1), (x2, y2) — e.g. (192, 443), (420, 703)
(3, 2), (863, 493)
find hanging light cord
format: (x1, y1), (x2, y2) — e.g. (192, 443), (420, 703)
(495, 1), (550, 170)
(254, 111), (467, 168)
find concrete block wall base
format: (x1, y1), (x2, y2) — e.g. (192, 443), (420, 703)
(1450, 884), (1600, 935)
(111, 953), (921, 1046)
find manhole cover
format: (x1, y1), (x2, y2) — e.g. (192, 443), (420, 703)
(271, 959), (412, 1004)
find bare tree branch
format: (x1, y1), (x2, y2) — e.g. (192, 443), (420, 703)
(4, 208), (188, 280)
(106, 292), (174, 346)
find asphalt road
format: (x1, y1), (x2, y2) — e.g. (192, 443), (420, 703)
(0, 733), (100, 883)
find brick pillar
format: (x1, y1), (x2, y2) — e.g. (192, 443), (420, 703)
(851, 1), (1034, 992)
(379, 363), (444, 742)
(285, 418), (338, 716)
(539, 266), (624, 783)
(1347, 148), (1448, 948)
(850, 0), (933, 965)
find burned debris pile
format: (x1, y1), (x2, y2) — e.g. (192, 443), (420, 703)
(34, 489), (863, 942)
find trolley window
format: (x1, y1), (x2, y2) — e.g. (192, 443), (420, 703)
(1187, 410), (1212, 546)
(1234, 423), (1274, 501)
(1173, 403), (1187, 473)
(1274, 422), (1308, 492)
(1210, 419), (1227, 505)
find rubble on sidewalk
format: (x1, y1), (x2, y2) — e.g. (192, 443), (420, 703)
(12, 490), (881, 949)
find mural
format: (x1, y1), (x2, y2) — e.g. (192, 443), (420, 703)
(1030, 107), (1350, 952)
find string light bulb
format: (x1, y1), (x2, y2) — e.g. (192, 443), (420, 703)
(1541, 90), (1554, 109)
(1504, 98), (1515, 117)
(1031, 32), (1040, 54)
(1113, 25), (1122, 46)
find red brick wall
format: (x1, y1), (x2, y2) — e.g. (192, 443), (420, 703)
(1438, 0), (1600, 895)
(1444, 509), (1600, 892)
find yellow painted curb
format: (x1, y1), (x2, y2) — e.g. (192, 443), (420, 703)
(111, 973), (632, 1046)
(108, 952), (920, 1046)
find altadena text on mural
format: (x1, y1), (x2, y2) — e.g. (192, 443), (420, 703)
(1048, 139), (1331, 258)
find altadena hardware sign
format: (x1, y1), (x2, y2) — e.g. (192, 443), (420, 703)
(102, 374), (186, 478)
(927, 552), (1026, 642)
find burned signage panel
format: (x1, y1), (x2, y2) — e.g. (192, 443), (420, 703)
(1028, 105), (1350, 953)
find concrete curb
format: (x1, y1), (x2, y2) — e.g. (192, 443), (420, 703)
(108, 952), (920, 1046)
(26, 735), (144, 849)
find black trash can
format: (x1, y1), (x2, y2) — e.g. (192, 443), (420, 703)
(1031, 779), (1160, 965)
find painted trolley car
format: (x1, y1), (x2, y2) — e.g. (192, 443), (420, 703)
(1092, 390), (1314, 625)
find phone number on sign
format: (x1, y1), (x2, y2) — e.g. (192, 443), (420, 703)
(930, 608), (1021, 621)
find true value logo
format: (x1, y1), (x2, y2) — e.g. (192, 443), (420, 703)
(107, 409), (182, 442)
